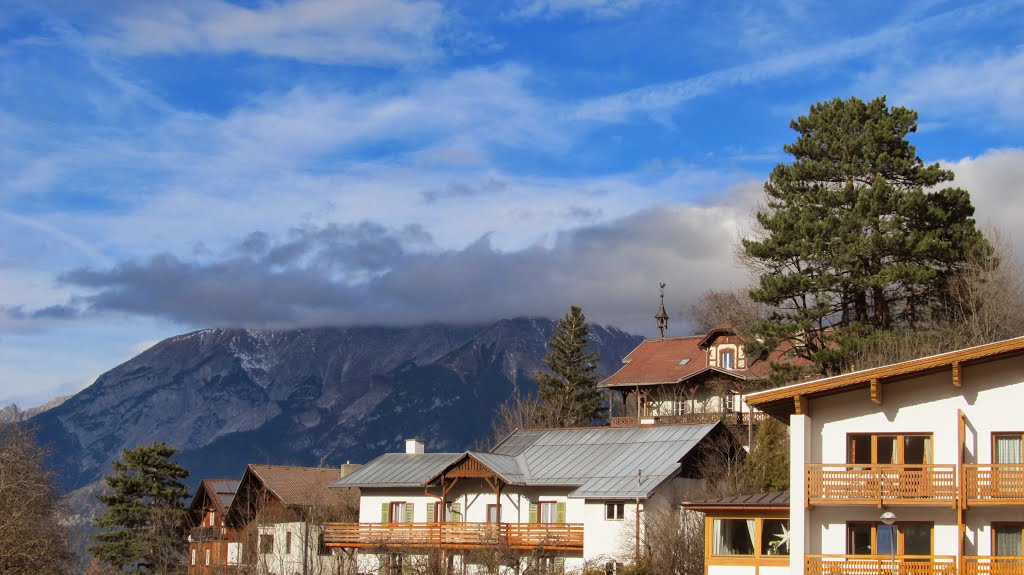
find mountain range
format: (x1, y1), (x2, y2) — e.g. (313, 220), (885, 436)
(23, 318), (642, 494)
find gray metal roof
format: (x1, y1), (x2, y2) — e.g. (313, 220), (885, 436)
(518, 424), (719, 498)
(686, 490), (790, 508)
(491, 430), (546, 456)
(340, 424), (722, 500)
(332, 453), (460, 488)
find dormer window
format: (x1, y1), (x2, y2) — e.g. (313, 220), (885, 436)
(720, 350), (735, 370)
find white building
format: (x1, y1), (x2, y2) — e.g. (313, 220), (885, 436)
(325, 425), (741, 574)
(724, 336), (1024, 575)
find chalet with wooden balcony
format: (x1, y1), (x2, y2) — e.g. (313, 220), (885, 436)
(187, 478), (240, 575)
(599, 323), (799, 438)
(729, 335), (1024, 575)
(325, 424), (741, 574)
(224, 464), (360, 575)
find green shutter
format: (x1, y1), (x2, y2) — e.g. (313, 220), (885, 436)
(451, 502), (461, 522)
(555, 502), (566, 523)
(529, 502), (538, 523)
(427, 502), (436, 522)
(381, 503), (389, 524)
(405, 502), (415, 523)
(553, 557), (565, 574)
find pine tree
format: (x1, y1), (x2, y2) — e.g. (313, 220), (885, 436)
(742, 96), (988, 376)
(533, 305), (605, 426)
(90, 443), (190, 574)
(741, 418), (790, 492)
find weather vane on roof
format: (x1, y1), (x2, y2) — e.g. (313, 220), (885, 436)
(655, 283), (669, 338)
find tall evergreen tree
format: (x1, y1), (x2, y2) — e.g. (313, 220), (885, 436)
(90, 443), (190, 574)
(742, 96), (988, 376)
(533, 305), (605, 426)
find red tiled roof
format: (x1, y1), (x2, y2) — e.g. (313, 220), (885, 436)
(598, 330), (805, 388)
(248, 464), (348, 508)
(599, 336), (711, 387)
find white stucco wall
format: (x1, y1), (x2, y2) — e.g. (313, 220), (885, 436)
(354, 480), (699, 572)
(254, 521), (340, 575)
(793, 353), (1024, 560)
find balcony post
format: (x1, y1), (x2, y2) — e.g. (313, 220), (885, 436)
(791, 411), (811, 575)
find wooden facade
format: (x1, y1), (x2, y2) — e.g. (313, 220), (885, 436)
(187, 479), (240, 575)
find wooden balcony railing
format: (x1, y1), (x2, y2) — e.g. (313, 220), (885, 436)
(806, 554), (957, 575)
(965, 465), (1024, 504)
(963, 556), (1024, 575)
(806, 464), (957, 506)
(189, 526), (229, 542)
(322, 522), (584, 553)
(610, 411), (768, 427)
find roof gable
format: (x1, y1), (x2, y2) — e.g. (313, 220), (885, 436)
(746, 336), (1024, 418)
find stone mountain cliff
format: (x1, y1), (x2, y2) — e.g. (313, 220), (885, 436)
(30, 318), (643, 492)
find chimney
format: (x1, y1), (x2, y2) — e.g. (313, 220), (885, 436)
(405, 438), (425, 454)
(339, 461), (362, 479)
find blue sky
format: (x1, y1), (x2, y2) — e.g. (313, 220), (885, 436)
(2, 0), (1023, 407)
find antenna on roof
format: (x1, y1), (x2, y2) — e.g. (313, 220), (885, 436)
(655, 283), (669, 338)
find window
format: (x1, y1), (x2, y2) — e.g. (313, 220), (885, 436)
(994, 433), (1024, 464)
(285, 531), (292, 554)
(847, 522), (932, 555)
(712, 519), (755, 555)
(761, 519), (790, 556)
(208, 511), (215, 526)
(994, 524), (1024, 556)
(711, 518), (789, 559)
(318, 533), (332, 556)
(720, 350), (735, 370)
(191, 548), (196, 565)
(259, 533), (274, 554)
(487, 504), (500, 523)
(847, 433), (932, 465)
(205, 548), (211, 566)
(539, 502), (557, 523)
(723, 394), (735, 411)
(604, 561), (624, 574)
(605, 502), (625, 521)
(389, 502), (408, 523)
(672, 400), (686, 416)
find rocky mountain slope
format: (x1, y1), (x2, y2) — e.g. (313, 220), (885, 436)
(30, 318), (642, 492)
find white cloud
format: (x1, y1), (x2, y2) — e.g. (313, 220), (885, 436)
(942, 148), (1024, 242)
(888, 49), (1024, 126)
(508, 0), (659, 19)
(573, 1), (1013, 122)
(94, 0), (444, 65)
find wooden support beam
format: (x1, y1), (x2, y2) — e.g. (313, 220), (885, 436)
(952, 361), (962, 388)
(794, 395), (808, 416)
(870, 378), (883, 405)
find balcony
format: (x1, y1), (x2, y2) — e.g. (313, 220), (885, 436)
(963, 557), (1024, 575)
(322, 522), (584, 553)
(806, 555), (956, 575)
(965, 465), (1024, 505)
(189, 526), (229, 542)
(806, 464), (957, 506)
(610, 411), (769, 427)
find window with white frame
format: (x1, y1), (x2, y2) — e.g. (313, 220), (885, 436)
(539, 502), (557, 523)
(205, 548), (211, 565)
(720, 350), (735, 370)
(605, 502), (625, 520)
(672, 400), (686, 416)
(191, 549), (196, 565)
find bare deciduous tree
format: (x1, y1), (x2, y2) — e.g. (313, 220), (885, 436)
(0, 423), (76, 575)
